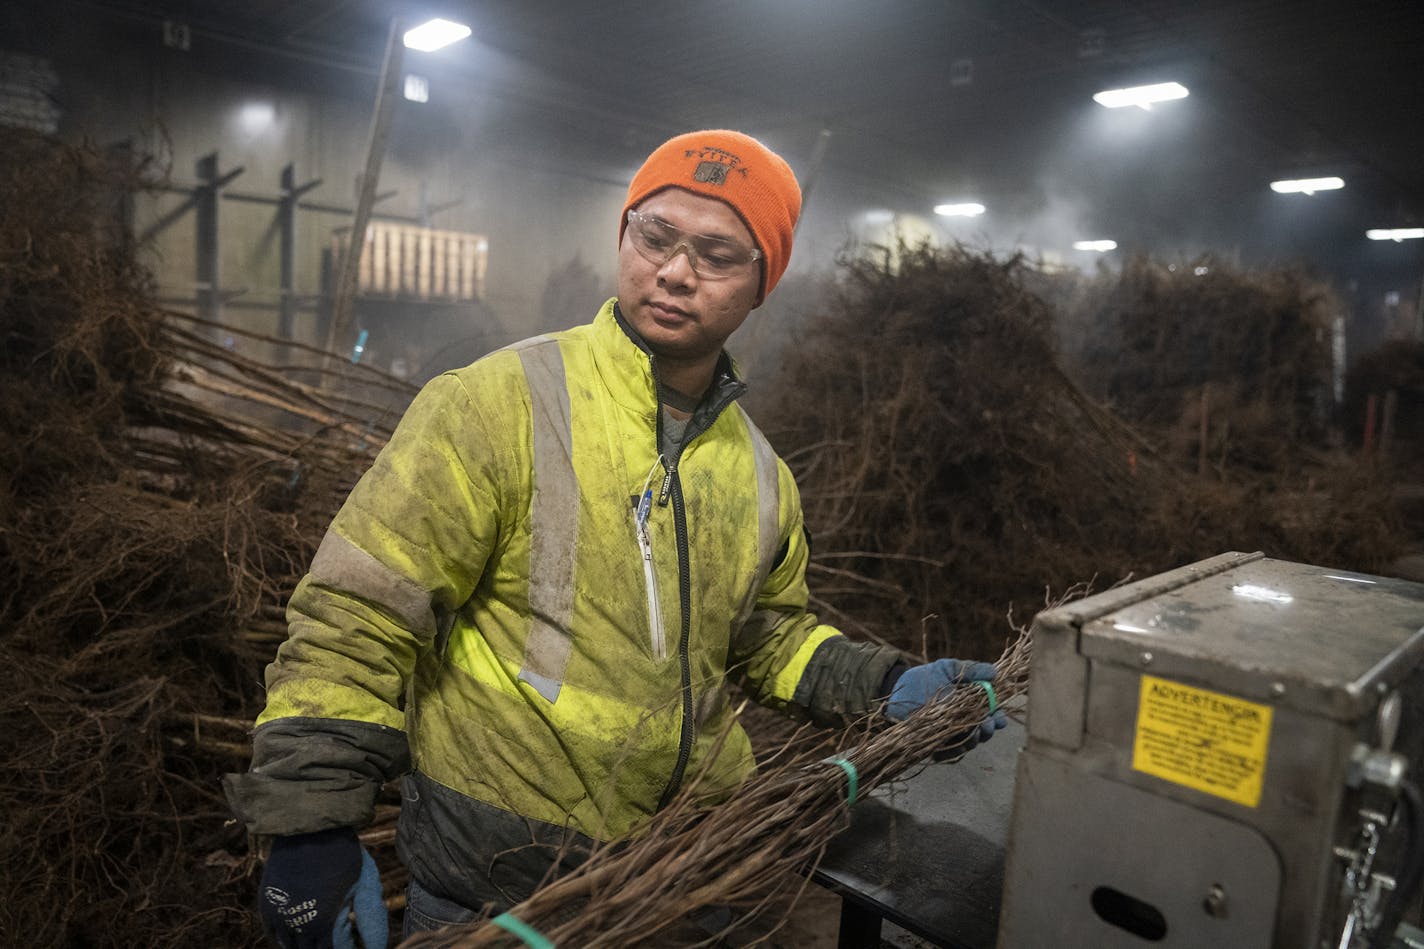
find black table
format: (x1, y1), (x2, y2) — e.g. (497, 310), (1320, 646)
(812, 715), (1024, 949)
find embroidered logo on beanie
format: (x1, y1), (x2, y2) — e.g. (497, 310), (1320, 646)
(687, 146), (747, 186)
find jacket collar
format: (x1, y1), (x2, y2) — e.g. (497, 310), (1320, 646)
(591, 298), (747, 418)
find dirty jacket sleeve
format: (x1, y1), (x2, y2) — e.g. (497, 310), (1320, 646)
(729, 455), (907, 727)
(222, 372), (505, 836)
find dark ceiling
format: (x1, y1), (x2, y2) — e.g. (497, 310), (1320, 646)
(16, 0), (1424, 282)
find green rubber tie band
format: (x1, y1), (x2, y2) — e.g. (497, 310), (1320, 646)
(492, 912), (555, 949)
(976, 680), (998, 714)
(830, 755), (859, 806)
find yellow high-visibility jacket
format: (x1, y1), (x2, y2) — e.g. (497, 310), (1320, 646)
(224, 300), (901, 909)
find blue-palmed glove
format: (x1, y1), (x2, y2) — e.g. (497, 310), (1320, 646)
(258, 827), (388, 949)
(886, 658), (1008, 749)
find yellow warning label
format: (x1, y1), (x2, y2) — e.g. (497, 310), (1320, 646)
(1132, 674), (1273, 808)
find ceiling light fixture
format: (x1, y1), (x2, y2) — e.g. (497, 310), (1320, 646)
(1270, 177), (1344, 195)
(1366, 228), (1424, 242)
(403, 18), (472, 52)
(934, 202), (985, 217)
(1073, 240), (1117, 252)
(1093, 81), (1189, 110)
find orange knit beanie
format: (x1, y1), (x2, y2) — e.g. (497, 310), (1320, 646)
(620, 130), (802, 303)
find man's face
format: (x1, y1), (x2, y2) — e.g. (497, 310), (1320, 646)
(616, 188), (762, 369)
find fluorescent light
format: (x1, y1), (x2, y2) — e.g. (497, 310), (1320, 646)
(1073, 240), (1117, 252)
(1194, 266), (1209, 276)
(934, 202), (985, 217)
(1270, 176), (1344, 195)
(403, 74), (429, 103)
(1093, 81), (1189, 110)
(1367, 228), (1424, 242)
(403, 18), (472, 52)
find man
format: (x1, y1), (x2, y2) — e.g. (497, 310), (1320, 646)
(224, 129), (1004, 947)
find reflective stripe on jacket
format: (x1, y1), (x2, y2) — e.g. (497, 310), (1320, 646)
(224, 299), (902, 856)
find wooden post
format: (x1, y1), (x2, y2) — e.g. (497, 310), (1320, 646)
(325, 19), (405, 359)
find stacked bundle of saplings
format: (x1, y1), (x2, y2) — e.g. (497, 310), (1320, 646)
(744, 244), (1405, 663)
(1066, 253), (1339, 473)
(0, 132), (412, 947)
(743, 244), (1178, 660)
(1063, 253), (1404, 571)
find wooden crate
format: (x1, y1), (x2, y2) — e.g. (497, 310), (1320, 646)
(332, 223), (488, 301)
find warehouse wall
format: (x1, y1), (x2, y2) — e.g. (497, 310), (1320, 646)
(9, 8), (653, 381)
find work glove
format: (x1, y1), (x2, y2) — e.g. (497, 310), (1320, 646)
(886, 658), (1008, 751)
(258, 826), (388, 949)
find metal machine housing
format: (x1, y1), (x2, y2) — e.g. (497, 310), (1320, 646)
(999, 551), (1424, 948)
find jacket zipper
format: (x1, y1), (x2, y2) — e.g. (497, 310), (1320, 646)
(633, 484), (665, 660)
(649, 363), (746, 811)
(655, 468), (695, 812)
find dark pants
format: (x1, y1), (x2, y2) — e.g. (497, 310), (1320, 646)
(402, 877), (483, 938)
(397, 771), (596, 914)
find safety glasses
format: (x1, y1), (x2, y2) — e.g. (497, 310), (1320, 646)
(625, 209), (763, 280)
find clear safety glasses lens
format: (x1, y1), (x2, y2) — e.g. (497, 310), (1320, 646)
(626, 210), (762, 280)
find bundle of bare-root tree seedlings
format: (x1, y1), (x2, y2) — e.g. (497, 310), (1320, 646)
(403, 634), (1031, 948)
(2, 133), (1408, 947)
(749, 243), (1405, 661)
(1060, 253), (1339, 473)
(0, 132), (410, 946)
